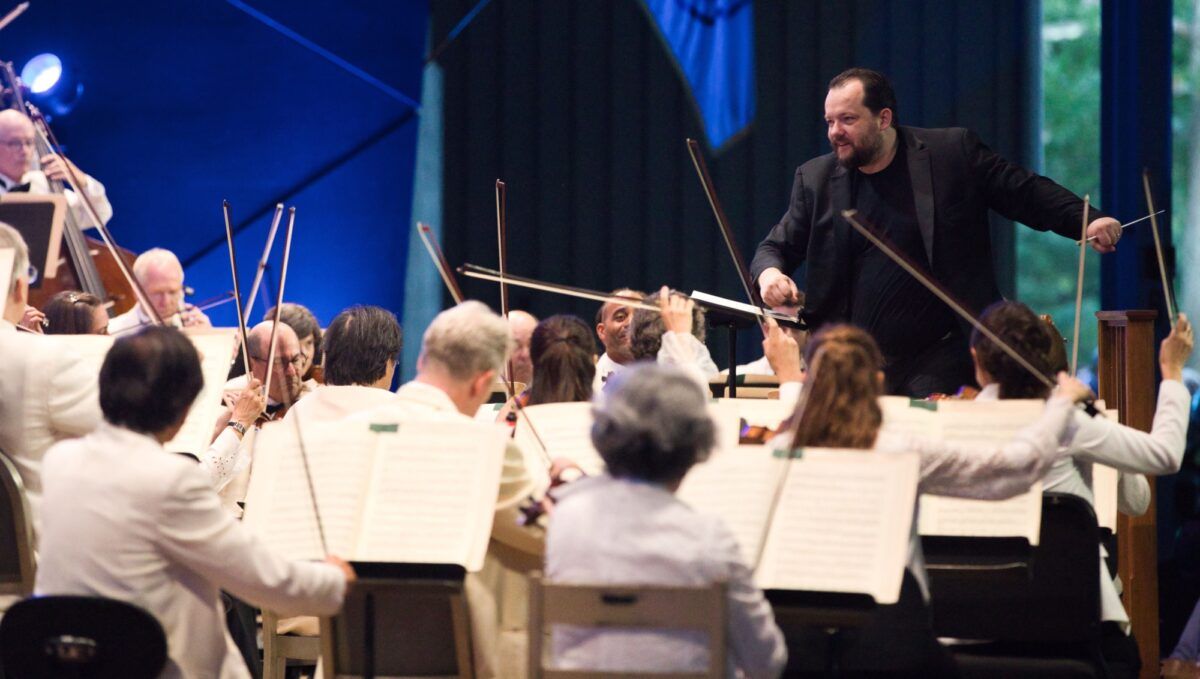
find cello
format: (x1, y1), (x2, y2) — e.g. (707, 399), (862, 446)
(0, 61), (140, 316)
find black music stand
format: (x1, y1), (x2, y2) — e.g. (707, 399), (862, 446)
(704, 307), (757, 398)
(320, 562), (473, 679)
(0, 193), (66, 290)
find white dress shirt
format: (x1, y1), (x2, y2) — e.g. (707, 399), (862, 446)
(0, 320), (102, 534)
(592, 352), (626, 393)
(546, 475), (787, 678)
(977, 380), (1190, 630)
(283, 384), (399, 423)
(36, 423), (345, 679)
(2, 169), (113, 228)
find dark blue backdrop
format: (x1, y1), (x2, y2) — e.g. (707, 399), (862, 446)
(5, 0), (428, 327)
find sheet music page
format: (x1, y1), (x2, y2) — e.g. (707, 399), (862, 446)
(356, 421), (506, 570)
(515, 402), (604, 475)
(677, 445), (784, 565)
(0, 249), (11, 319)
(1092, 463), (1119, 532)
(917, 399), (1046, 543)
(879, 397), (938, 438)
(475, 402), (504, 423)
(757, 449), (919, 604)
(243, 422), (377, 560)
(163, 329), (237, 455)
(706, 402), (753, 451)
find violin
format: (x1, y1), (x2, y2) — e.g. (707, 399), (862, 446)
(0, 62), (140, 316)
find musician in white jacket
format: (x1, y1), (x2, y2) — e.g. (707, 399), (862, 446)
(35, 326), (354, 679)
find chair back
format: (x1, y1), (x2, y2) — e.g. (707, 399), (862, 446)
(0, 451), (35, 597)
(528, 572), (727, 679)
(0, 595), (167, 678)
(926, 492), (1102, 643)
(321, 562), (472, 678)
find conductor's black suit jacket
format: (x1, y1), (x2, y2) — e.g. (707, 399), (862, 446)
(749, 125), (1106, 333)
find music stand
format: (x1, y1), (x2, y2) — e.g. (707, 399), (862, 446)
(0, 194), (66, 289)
(320, 562), (473, 679)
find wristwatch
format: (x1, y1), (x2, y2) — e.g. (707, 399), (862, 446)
(226, 420), (247, 436)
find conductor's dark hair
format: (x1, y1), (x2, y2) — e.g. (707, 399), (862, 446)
(829, 68), (898, 122)
(528, 315), (596, 406)
(591, 363), (715, 485)
(322, 305), (402, 386)
(100, 326), (203, 435)
(971, 301), (1055, 399)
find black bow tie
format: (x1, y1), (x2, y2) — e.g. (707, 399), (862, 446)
(264, 402), (285, 416)
(4, 182), (30, 193)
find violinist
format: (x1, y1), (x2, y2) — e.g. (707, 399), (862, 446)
(0, 109), (112, 227)
(42, 290), (108, 335)
(0, 222), (102, 534)
(970, 301), (1195, 679)
(107, 248), (211, 334)
(750, 68), (1121, 396)
(592, 288), (643, 391)
(629, 287), (718, 389)
(506, 308), (537, 385)
(262, 302), (322, 385)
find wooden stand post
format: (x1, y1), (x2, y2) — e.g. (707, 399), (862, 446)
(1096, 310), (1159, 677)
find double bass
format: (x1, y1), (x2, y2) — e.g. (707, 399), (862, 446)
(0, 61), (139, 317)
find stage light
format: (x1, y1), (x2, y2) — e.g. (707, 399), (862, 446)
(21, 53), (61, 94)
(20, 53), (83, 118)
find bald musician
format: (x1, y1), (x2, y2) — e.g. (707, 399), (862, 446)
(0, 222), (101, 532)
(506, 308), (538, 385)
(107, 248), (212, 334)
(0, 109), (113, 227)
(751, 67), (1121, 397)
(592, 288), (643, 391)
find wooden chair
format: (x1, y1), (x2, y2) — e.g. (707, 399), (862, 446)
(262, 610), (320, 679)
(528, 572), (727, 679)
(0, 451), (35, 598)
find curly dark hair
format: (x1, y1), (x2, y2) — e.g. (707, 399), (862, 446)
(628, 290), (706, 361)
(971, 301), (1056, 399)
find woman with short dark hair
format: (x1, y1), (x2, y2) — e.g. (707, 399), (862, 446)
(545, 363), (787, 677)
(43, 290), (108, 335)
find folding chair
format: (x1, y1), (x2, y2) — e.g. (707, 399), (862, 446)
(0, 596), (167, 678)
(262, 609), (320, 679)
(926, 492), (1106, 678)
(528, 571), (727, 679)
(321, 562), (473, 678)
(0, 451), (35, 598)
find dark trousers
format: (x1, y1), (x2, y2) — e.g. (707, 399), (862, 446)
(885, 329), (976, 398)
(222, 591), (262, 678)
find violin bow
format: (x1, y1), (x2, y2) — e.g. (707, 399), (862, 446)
(460, 264), (660, 313)
(496, 179), (516, 389)
(223, 201), (252, 376)
(1071, 196), (1089, 376)
(261, 206), (330, 557)
(841, 209), (1100, 416)
(29, 107), (164, 326)
(108, 291), (237, 336)
(1142, 170), (1177, 330)
(416, 223), (465, 303)
(686, 138), (770, 337)
(243, 203), (284, 324)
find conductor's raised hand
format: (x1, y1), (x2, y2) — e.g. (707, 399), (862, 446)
(659, 286), (694, 334)
(758, 268), (800, 308)
(1086, 216), (1121, 254)
(1160, 313), (1194, 381)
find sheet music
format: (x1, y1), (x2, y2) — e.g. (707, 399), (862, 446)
(163, 329), (237, 455)
(917, 399), (1046, 543)
(243, 423), (377, 560)
(475, 402), (504, 423)
(713, 398), (793, 432)
(757, 449), (918, 604)
(879, 397), (938, 438)
(515, 402), (605, 475)
(357, 422), (506, 570)
(705, 402), (753, 451)
(677, 445), (784, 565)
(688, 289), (800, 324)
(0, 249), (12, 319)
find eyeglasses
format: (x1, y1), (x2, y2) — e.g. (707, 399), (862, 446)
(249, 353), (306, 372)
(0, 139), (34, 151)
